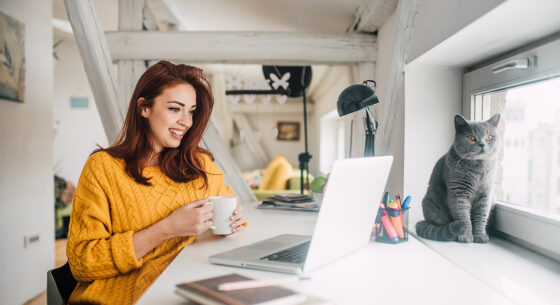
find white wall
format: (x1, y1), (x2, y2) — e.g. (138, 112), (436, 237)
(407, 0), (505, 63)
(404, 65), (463, 222)
(231, 111), (306, 171)
(53, 36), (108, 185)
(0, 1), (54, 304)
(310, 66), (354, 175)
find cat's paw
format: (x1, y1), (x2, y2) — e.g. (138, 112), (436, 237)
(457, 234), (473, 243)
(474, 234), (490, 243)
(449, 220), (467, 236)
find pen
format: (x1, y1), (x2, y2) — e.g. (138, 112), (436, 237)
(218, 276), (301, 291)
(401, 196), (411, 210)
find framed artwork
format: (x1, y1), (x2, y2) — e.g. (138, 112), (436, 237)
(0, 10), (25, 103)
(276, 121), (300, 141)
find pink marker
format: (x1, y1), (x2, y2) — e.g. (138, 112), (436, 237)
(378, 204), (399, 242)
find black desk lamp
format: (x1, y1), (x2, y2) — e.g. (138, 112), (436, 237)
(337, 80), (379, 157)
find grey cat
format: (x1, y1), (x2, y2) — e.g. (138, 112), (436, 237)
(416, 113), (501, 243)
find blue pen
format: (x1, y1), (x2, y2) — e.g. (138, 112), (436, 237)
(401, 196), (411, 210)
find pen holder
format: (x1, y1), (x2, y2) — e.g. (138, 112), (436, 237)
(373, 207), (409, 244)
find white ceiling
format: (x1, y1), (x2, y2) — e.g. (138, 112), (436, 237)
(53, 0), (365, 33)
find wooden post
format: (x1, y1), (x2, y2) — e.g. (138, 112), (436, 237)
(64, 0), (124, 142)
(200, 123), (257, 203)
(118, 0), (147, 109)
(377, 0), (420, 153)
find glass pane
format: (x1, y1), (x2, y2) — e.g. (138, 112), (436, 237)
(474, 77), (560, 216)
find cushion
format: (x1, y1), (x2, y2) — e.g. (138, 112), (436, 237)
(259, 155), (293, 190)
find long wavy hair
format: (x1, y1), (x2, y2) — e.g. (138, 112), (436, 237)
(96, 60), (214, 187)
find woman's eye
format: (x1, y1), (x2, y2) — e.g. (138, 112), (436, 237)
(169, 107), (180, 113)
(468, 135), (475, 142)
(486, 135), (493, 141)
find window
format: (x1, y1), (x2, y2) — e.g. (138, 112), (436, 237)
(463, 34), (560, 261)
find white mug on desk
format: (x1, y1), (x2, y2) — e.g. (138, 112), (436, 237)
(206, 196), (237, 234)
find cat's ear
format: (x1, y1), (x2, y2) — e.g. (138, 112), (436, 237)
(486, 113), (500, 128)
(454, 114), (469, 131)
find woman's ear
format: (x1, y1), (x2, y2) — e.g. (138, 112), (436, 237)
(138, 97), (150, 118)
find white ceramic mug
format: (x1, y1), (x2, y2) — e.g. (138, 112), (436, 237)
(206, 196), (237, 234)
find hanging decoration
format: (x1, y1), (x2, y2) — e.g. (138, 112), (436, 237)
(225, 73), (290, 105)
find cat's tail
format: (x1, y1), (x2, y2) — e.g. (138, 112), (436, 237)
(415, 220), (466, 241)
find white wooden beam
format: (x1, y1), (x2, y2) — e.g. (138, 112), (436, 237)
(64, 0), (124, 143)
(208, 73), (232, 151)
(348, 0), (398, 33)
(105, 31), (377, 64)
(118, 0), (148, 108)
(200, 122), (257, 203)
(377, 0), (420, 152)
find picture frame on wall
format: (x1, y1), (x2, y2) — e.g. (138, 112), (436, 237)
(0, 10), (25, 103)
(276, 122), (300, 141)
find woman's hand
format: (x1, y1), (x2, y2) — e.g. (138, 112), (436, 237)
(133, 199), (213, 259)
(164, 198), (214, 238)
(217, 205), (246, 236)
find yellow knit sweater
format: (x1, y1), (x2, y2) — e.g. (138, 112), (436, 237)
(67, 151), (233, 305)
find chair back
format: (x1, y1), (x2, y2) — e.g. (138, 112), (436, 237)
(47, 262), (77, 305)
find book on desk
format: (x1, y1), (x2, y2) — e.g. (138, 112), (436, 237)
(256, 193), (319, 212)
(175, 273), (333, 305)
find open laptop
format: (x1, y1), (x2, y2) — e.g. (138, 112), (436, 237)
(209, 156), (393, 274)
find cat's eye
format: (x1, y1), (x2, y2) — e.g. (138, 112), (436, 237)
(467, 135), (475, 142)
(486, 135), (493, 141)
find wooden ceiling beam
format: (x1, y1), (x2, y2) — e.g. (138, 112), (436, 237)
(348, 0), (398, 33)
(105, 31), (377, 65)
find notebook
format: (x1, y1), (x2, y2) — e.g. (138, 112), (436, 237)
(175, 273), (306, 305)
(209, 156), (393, 274)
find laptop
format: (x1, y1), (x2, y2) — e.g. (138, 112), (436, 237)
(209, 156), (393, 274)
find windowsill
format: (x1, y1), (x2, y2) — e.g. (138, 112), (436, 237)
(411, 226), (560, 305)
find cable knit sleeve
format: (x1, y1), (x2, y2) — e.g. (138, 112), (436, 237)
(67, 153), (141, 281)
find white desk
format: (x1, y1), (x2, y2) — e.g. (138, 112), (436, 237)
(138, 202), (517, 305)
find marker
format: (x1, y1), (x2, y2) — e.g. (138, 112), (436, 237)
(378, 204), (399, 242)
(387, 200), (404, 238)
(382, 191), (390, 208)
(401, 196), (411, 210)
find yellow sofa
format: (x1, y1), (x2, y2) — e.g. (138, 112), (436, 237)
(251, 155), (313, 201)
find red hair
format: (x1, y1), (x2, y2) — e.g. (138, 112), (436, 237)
(96, 60), (214, 186)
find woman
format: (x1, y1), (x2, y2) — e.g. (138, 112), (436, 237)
(66, 61), (246, 304)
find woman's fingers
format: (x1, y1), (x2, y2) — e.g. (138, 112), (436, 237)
(189, 198), (209, 208)
(230, 218), (245, 229)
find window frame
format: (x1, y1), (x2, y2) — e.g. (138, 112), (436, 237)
(463, 33), (560, 262)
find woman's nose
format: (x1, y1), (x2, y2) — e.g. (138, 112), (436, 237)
(178, 112), (191, 127)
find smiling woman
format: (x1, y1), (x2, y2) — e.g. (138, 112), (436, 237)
(64, 61), (247, 305)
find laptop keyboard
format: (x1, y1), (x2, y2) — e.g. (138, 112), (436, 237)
(260, 241), (311, 264)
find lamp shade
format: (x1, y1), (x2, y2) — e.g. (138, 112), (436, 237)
(337, 83), (379, 117)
